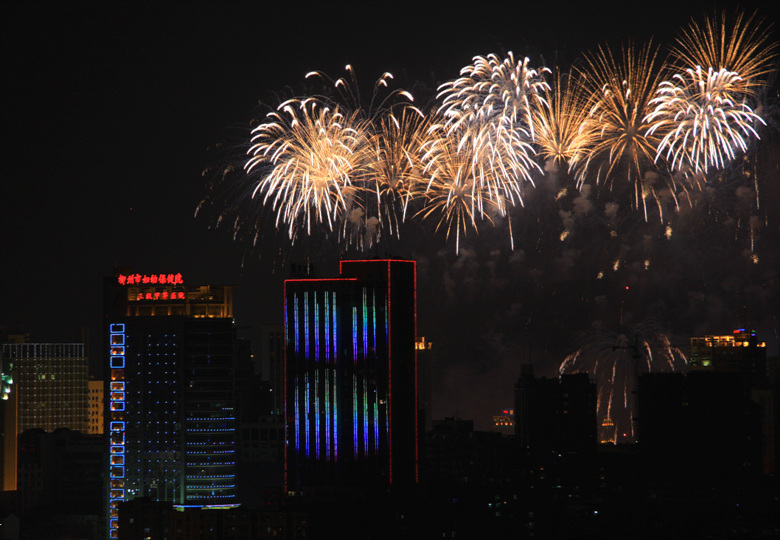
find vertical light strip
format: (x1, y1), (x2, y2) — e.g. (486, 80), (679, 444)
(294, 295), (299, 354)
(353, 374), (358, 458)
(324, 292), (330, 362)
(304, 292), (309, 359)
(108, 323), (126, 540)
(325, 368), (331, 460)
(315, 369), (320, 458)
(314, 292), (319, 361)
(305, 374), (310, 457)
(333, 369), (338, 459)
(294, 384), (300, 451)
(363, 288), (368, 359)
(372, 290), (379, 451)
(352, 307), (358, 363)
(363, 376), (368, 456)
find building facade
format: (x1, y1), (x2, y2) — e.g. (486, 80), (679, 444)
(284, 259), (418, 492)
(104, 270), (239, 539)
(1, 342), (88, 434)
(87, 378), (104, 435)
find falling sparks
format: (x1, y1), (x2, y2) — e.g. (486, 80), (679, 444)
(559, 319), (688, 444)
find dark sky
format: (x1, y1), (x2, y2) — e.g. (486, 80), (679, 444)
(2, 2), (778, 429)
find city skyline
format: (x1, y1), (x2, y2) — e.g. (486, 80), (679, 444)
(2, 1), (778, 429)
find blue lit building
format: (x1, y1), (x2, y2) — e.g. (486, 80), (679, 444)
(104, 271), (238, 538)
(284, 259), (418, 492)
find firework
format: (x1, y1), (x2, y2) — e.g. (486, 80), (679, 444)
(418, 132), (502, 254)
(559, 318), (687, 444)
(533, 68), (600, 171)
(646, 66), (766, 175)
(672, 10), (778, 97)
(436, 53), (549, 213)
(365, 106), (430, 239)
(575, 41), (675, 220)
(245, 98), (373, 242)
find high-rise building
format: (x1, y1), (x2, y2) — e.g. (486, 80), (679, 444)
(261, 324), (284, 417)
(87, 378), (104, 435)
(515, 365), (597, 455)
(104, 270), (239, 539)
(284, 259), (418, 492)
(2, 342), (88, 434)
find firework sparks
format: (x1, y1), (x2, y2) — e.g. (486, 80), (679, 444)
(418, 133), (501, 254)
(646, 66), (766, 175)
(245, 98), (372, 242)
(366, 106), (430, 239)
(559, 319), (687, 444)
(533, 68), (599, 171)
(672, 10), (778, 97)
(436, 52), (549, 214)
(575, 41), (674, 221)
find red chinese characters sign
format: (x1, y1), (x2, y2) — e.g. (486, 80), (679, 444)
(117, 273), (183, 286)
(136, 291), (185, 301)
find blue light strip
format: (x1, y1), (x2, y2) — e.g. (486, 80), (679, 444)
(363, 288), (368, 359)
(325, 368), (331, 460)
(294, 295), (299, 354)
(315, 369), (320, 458)
(363, 376), (368, 455)
(305, 374), (310, 456)
(108, 323), (126, 539)
(304, 292), (309, 359)
(352, 307), (358, 362)
(325, 292), (330, 361)
(294, 384), (300, 451)
(353, 374), (358, 458)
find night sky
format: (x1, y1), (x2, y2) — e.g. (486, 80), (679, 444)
(2, 2), (778, 429)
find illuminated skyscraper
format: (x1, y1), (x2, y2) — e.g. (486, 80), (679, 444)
(104, 270), (239, 538)
(284, 259), (418, 492)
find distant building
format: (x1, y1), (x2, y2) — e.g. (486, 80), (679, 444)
(261, 324), (284, 417)
(492, 408), (514, 436)
(514, 365), (597, 455)
(2, 342), (88, 434)
(689, 329), (775, 475)
(637, 371), (763, 481)
(17, 428), (104, 517)
(284, 259), (418, 492)
(689, 329), (767, 382)
(87, 378), (104, 435)
(416, 337), (434, 436)
(1, 352), (17, 492)
(103, 270), (239, 539)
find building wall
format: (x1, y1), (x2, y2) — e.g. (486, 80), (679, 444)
(87, 379), (104, 435)
(104, 272), (239, 539)
(284, 260), (418, 491)
(2, 343), (88, 434)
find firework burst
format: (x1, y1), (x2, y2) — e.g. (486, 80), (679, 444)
(533, 68), (600, 171)
(418, 132), (503, 254)
(436, 52), (549, 214)
(365, 106), (430, 239)
(646, 66), (766, 175)
(575, 41), (676, 220)
(245, 98), (373, 242)
(672, 10), (778, 97)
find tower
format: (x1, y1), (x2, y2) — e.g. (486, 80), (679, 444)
(284, 259), (418, 492)
(104, 270), (239, 538)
